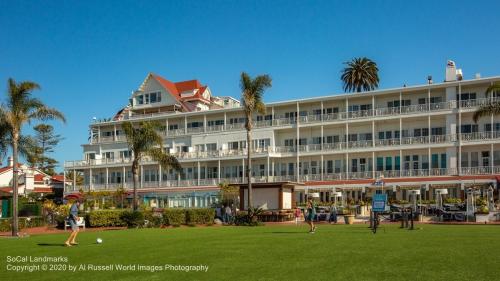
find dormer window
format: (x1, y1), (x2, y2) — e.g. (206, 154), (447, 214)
(135, 92), (162, 106)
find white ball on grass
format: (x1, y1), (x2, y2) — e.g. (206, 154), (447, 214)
(96, 238), (103, 244)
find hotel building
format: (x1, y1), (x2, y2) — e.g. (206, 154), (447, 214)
(65, 62), (500, 208)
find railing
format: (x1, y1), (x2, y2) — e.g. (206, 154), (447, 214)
(459, 97), (500, 109)
(90, 100), (468, 144)
(70, 166), (500, 191)
(461, 131), (500, 142)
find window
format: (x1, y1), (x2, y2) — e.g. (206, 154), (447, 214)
(102, 152), (114, 159)
(385, 157), (392, 171)
(120, 150), (131, 158)
(351, 159), (358, 173)
(471, 152), (479, 167)
(326, 160), (333, 174)
(395, 156), (401, 170)
(431, 154), (439, 169)
(412, 155), (419, 170)
(288, 163), (295, 175)
(335, 160), (342, 173)
(422, 155), (429, 169)
(284, 139), (295, 147)
(298, 138), (307, 145)
(461, 124), (479, 133)
(431, 127), (445, 136)
(187, 122), (203, 128)
(430, 97), (442, 104)
(311, 161), (318, 174)
(312, 137), (322, 144)
(360, 158), (366, 172)
(206, 143), (217, 151)
(461, 152), (469, 168)
(482, 151), (490, 167)
(208, 120), (224, 126)
(137, 95), (144, 105)
(169, 124), (179, 130)
(376, 157), (384, 171)
(441, 154), (447, 169)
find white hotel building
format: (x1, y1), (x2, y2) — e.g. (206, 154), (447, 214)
(65, 62), (500, 208)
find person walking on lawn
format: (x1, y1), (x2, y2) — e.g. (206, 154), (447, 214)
(306, 198), (317, 233)
(65, 200), (80, 247)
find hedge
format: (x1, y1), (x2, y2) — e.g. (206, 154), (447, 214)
(163, 209), (186, 226)
(87, 210), (127, 227)
(0, 216), (46, 232)
(186, 208), (215, 225)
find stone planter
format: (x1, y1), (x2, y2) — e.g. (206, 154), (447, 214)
(475, 213), (490, 223)
(344, 215), (355, 225)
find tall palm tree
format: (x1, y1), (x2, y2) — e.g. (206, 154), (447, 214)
(341, 57), (379, 93)
(473, 83), (500, 122)
(0, 78), (66, 236)
(122, 121), (181, 210)
(240, 72), (272, 209)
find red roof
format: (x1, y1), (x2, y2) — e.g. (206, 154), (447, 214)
(33, 187), (53, 193)
(51, 175), (65, 182)
(0, 163), (23, 174)
(151, 74), (210, 111)
(34, 174), (46, 182)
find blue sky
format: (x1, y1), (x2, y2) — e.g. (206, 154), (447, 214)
(1, 0), (500, 172)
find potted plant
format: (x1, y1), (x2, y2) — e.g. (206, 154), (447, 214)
(343, 199), (356, 225)
(475, 198), (490, 223)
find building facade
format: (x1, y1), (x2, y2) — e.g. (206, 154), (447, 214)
(65, 62), (500, 208)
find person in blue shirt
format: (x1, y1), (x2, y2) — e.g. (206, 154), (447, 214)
(65, 200), (81, 247)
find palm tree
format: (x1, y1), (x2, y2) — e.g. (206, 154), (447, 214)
(0, 78), (65, 236)
(240, 72), (272, 209)
(122, 121), (181, 210)
(473, 83), (500, 122)
(341, 57), (379, 93)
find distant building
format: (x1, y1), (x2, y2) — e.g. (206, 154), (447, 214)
(0, 157), (66, 197)
(65, 63), (500, 209)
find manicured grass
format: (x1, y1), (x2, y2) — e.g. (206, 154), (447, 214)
(1, 224), (499, 281)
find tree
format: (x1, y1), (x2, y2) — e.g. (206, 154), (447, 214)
(122, 121), (181, 210)
(27, 124), (63, 175)
(240, 72), (272, 209)
(64, 170), (84, 186)
(473, 83), (500, 122)
(341, 57), (379, 93)
(0, 78), (65, 236)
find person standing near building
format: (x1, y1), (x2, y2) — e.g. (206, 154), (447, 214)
(65, 200), (80, 247)
(294, 207), (302, 225)
(306, 198), (316, 233)
(224, 205), (232, 224)
(329, 204), (338, 223)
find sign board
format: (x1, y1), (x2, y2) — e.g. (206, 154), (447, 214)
(372, 194), (387, 212)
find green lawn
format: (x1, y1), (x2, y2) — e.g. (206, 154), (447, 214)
(1, 224), (499, 281)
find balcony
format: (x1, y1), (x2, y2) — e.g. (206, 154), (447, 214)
(461, 131), (500, 142)
(67, 166), (500, 192)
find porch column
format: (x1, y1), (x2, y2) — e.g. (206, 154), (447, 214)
(105, 167), (109, 189)
(296, 101), (300, 181)
(140, 165), (144, 188)
(122, 166), (126, 188)
(204, 114), (207, 133)
(197, 161), (201, 185)
(218, 160), (221, 183)
(89, 168), (93, 191)
(72, 169), (76, 191)
(242, 158), (245, 182)
(158, 164), (162, 187)
(267, 156), (270, 182)
(491, 143), (494, 174)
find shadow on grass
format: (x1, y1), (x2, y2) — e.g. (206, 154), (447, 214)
(37, 243), (66, 247)
(267, 231), (306, 234)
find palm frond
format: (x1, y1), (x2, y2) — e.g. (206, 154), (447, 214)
(341, 57), (379, 93)
(28, 106), (67, 123)
(485, 83), (500, 98)
(473, 101), (500, 122)
(147, 147), (182, 172)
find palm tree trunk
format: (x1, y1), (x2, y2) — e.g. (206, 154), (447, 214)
(11, 132), (19, 236)
(132, 161), (139, 211)
(246, 128), (252, 210)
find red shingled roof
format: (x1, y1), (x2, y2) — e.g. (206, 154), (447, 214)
(51, 175), (65, 182)
(150, 74), (211, 110)
(0, 164), (22, 174)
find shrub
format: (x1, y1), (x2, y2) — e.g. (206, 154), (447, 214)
(163, 209), (186, 226)
(120, 211), (145, 228)
(186, 208), (215, 225)
(87, 210), (126, 227)
(143, 210), (163, 228)
(0, 216), (46, 232)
